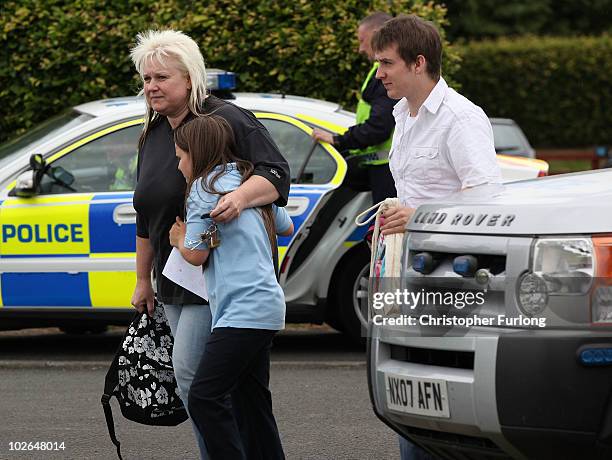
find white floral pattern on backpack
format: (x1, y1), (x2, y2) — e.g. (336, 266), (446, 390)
(116, 307), (183, 417)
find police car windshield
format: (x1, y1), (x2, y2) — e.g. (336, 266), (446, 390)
(491, 122), (529, 157)
(0, 110), (93, 169)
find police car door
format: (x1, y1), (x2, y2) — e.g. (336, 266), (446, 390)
(255, 113), (347, 282)
(0, 121), (141, 309)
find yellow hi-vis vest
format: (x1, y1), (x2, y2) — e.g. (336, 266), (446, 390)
(349, 62), (393, 166)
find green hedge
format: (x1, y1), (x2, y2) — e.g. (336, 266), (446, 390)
(455, 35), (612, 147)
(1, 0), (457, 144)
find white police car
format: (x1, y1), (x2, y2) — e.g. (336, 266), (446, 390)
(0, 70), (548, 338)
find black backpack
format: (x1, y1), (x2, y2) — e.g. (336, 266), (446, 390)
(101, 306), (188, 459)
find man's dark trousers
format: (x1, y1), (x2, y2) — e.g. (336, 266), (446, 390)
(188, 327), (285, 460)
(368, 163), (397, 204)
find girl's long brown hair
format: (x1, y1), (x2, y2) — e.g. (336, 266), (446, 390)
(174, 115), (277, 258)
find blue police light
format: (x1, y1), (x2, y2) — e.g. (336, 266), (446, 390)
(453, 255), (478, 277)
(412, 252), (438, 274)
(595, 145), (609, 158)
(207, 69), (236, 91)
(578, 347), (612, 366)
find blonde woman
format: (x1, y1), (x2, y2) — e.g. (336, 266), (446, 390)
(129, 30), (289, 459)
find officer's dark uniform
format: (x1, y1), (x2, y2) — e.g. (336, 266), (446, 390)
(333, 63), (397, 204)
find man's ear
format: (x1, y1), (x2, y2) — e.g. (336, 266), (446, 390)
(414, 55), (427, 75)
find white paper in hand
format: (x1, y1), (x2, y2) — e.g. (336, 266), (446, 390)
(162, 247), (208, 301)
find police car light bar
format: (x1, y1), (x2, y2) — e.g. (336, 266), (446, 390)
(207, 69), (236, 91)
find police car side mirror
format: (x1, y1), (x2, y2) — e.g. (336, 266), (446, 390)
(13, 154), (47, 197)
(14, 170), (38, 198)
(30, 153), (45, 171)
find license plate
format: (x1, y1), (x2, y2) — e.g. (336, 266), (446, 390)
(384, 372), (450, 418)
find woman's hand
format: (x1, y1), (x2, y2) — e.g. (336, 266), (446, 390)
(169, 216), (186, 248)
(210, 189), (246, 223)
(210, 175), (279, 223)
(131, 279), (155, 316)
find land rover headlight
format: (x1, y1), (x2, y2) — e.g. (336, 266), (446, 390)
(532, 238), (594, 295)
(517, 238), (593, 317)
(517, 272), (548, 315)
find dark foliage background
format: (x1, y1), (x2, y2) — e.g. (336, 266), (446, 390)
(2, 0), (609, 148)
(1, 0), (456, 143)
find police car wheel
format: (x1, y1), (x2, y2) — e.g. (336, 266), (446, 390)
(333, 244), (369, 343)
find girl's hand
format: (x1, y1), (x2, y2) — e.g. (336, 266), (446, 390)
(169, 216), (186, 247)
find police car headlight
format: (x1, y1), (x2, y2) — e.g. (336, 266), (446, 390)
(531, 238), (594, 295)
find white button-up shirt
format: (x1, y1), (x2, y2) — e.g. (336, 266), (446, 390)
(389, 77), (502, 208)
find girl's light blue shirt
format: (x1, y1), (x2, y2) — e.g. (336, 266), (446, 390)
(184, 164), (292, 331)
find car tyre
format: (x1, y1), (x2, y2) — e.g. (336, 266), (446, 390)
(332, 244), (370, 344)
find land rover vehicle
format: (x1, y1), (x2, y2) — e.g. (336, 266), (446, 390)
(367, 169), (612, 458)
(0, 73), (547, 338)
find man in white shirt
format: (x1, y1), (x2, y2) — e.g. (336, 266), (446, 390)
(372, 14), (502, 235)
(371, 14), (502, 460)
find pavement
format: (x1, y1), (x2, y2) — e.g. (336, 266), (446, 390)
(0, 325), (366, 366)
(0, 326), (400, 460)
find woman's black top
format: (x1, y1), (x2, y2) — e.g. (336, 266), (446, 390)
(133, 95), (290, 305)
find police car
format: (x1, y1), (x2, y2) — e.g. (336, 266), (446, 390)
(0, 70), (548, 338)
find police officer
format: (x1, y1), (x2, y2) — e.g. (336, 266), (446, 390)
(312, 12), (397, 204)
(110, 154), (137, 191)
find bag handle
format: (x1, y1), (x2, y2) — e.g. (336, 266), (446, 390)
(352, 198), (400, 330)
(354, 199), (387, 226)
(101, 312), (142, 460)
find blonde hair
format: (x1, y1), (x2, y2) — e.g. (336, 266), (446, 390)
(130, 30), (208, 136)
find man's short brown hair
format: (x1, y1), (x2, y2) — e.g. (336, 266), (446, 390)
(372, 14), (442, 81)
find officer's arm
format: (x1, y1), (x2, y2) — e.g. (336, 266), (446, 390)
(333, 80), (396, 151)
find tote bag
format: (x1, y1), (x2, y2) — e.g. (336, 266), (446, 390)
(355, 198), (404, 319)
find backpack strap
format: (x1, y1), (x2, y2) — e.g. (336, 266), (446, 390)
(100, 312), (140, 460)
(101, 393), (123, 460)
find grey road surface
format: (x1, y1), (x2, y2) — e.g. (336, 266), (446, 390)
(0, 327), (400, 460)
(0, 325), (365, 364)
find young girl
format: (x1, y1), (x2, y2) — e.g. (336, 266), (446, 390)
(169, 114), (292, 460)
